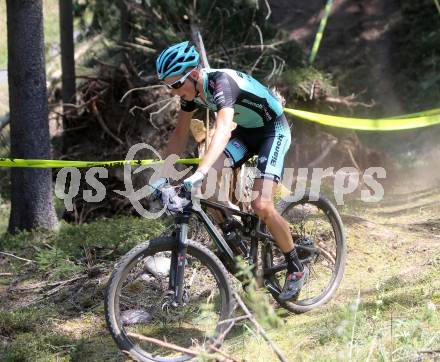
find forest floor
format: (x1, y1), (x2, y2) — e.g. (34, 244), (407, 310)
(1, 0), (439, 361)
(0, 171), (439, 361)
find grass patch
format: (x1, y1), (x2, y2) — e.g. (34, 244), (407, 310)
(1, 332), (73, 362)
(282, 66), (336, 104)
(0, 305), (56, 337)
(223, 270), (440, 361)
(0, 215), (167, 281)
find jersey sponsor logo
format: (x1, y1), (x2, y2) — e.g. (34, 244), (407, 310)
(242, 98), (263, 109)
(264, 108), (272, 121)
(258, 156), (267, 164)
(270, 134), (284, 166)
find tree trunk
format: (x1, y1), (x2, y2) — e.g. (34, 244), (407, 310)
(6, 0), (58, 232)
(118, 0), (131, 43)
(59, 0), (76, 118)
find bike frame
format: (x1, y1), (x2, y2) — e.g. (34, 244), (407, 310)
(168, 197), (288, 305)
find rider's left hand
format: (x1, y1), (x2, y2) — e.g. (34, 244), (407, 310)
(183, 171), (205, 191)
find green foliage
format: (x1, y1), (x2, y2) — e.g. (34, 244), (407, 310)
(0, 306), (56, 337)
(53, 215), (166, 258)
(282, 67), (336, 104)
(0, 216), (166, 280)
(234, 257), (282, 329)
(35, 248), (84, 279)
(0, 332), (73, 362)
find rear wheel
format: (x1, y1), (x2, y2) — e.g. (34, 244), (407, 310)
(105, 237), (233, 361)
(263, 192), (346, 313)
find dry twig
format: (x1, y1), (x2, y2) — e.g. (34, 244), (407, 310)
(129, 97), (177, 116)
(127, 332), (198, 356)
(0, 251), (35, 264)
(233, 291), (288, 362)
(91, 100), (124, 145)
(120, 85), (165, 103)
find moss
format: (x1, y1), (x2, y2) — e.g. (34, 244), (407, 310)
(0, 332), (73, 362)
(282, 67), (336, 103)
(0, 215), (166, 281)
(0, 306), (56, 337)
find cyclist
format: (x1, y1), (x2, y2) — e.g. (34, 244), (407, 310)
(152, 41), (306, 301)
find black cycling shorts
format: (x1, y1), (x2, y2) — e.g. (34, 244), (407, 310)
(223, 114), (291, 182)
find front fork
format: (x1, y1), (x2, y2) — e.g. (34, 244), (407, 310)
(168, 212), (190, 306)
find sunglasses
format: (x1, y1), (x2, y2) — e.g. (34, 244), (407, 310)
(162, 68), (195, 89)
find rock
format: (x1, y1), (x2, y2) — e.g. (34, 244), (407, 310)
(144, 255), (171, 276)
(121, 309), (151, 325)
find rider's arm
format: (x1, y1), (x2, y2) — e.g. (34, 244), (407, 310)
(164, 109), (194, 157)
(197, 107), (234, 174)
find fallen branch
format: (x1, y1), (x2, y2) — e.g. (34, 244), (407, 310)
(211, 39), (292, 56)
(208, 344), (240, 362)
(324, 95), (375, 108)
(129, 97), (177, 115)
(120, 85), (165, 103)
(233, 291), (288, 362)
(122, 41), (156, 54)
(91, 100), (124, 145)
(148, 98), (176, 130)
(346, 146), (361, 170)
(264, 0), (272, 20)
(127, 332), (198, 356)
(62, 88), (108, 113)
(11, 274), (88, 292)
(252, 23), (264, 52)
(418, 349), (440, 354)
(0, 251), (35, 264)
(19, 274), (88, 308)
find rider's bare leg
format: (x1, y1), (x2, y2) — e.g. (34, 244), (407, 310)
(251, 178), (306, 300)
(250, 178), (294, 252)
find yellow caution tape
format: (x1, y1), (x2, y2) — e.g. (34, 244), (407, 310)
(309, 0), (334, 65)
(1, 106), (439, 169)
(284, 107), (440, 131)
(0, 158), (200, 168)
(386, 108), (440, 119)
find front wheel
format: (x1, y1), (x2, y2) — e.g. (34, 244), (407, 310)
(263, 192), (346, 313)
(105, 237), (233, 362)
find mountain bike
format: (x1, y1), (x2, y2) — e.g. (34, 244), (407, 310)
(105, 184), (346, 361)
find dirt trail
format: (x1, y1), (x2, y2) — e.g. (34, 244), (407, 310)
(270, 0), (403, 114)
(269, 0), (439, 312)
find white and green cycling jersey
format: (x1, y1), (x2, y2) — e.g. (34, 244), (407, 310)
(180, 68), (284, 128)
(180, 68), (291, 182)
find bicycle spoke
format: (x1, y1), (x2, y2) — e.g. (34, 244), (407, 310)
(264, 197), (344, 310)
(115, 251), (224, 358)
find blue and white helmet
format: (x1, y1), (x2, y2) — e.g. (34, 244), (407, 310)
(156, 41), (200, 80)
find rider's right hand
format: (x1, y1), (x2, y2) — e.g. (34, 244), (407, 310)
(148, 177), (168, 198)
